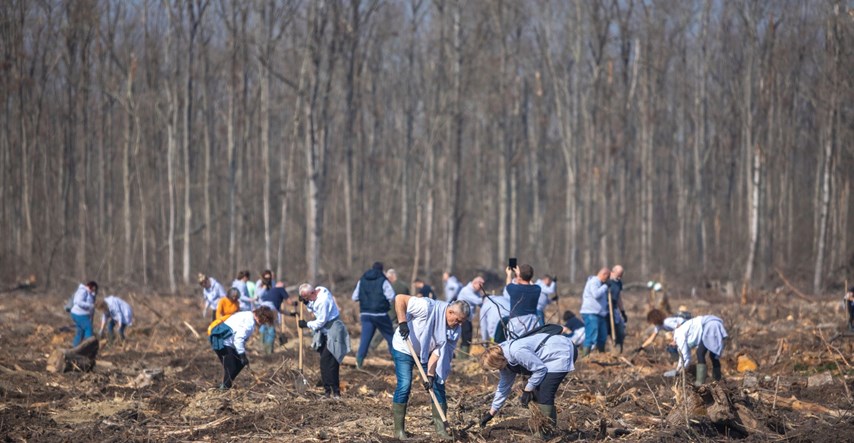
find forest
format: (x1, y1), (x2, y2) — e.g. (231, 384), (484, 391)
(0, 0), (852, 293)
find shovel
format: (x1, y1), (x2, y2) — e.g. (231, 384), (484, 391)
(294, 303), (308, 394)
(406, 338), (453, 436)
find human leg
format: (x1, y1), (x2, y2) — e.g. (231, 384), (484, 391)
(695, 341), (710, 385)
(392, 349), (415, 404)
(357, 314), (378, 363)
(581, 314), (598, 354)
(374, 314), (396, 356)
(595, 315), (608, 352)
(459, 319), (472, 358)
(71, 313), (93, 347)
(216, 347), (245, 389)
(431, 382), (451, 440)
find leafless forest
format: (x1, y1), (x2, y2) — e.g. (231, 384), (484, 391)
(1, 0), (852, 293)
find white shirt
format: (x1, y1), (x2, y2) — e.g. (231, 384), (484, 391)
(535, 279), (556, 312)
(101, 295), (133, 325)
(444, 276), (462, 302)
(480, 294), (510, 342)
(70, 284), (96, 316)
(223, 311), (256, 354)
(231, 279), (252, 311)
(492, 333), (575, 411)
(674, 315), (727, 368)
(655, 316), (687, 333)
(456, 282), (483, 319)
(306, 286), (340, 332)
(203, 278), (226, 310)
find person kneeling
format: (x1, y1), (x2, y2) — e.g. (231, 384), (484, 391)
(209, 307), (276, 390)
(479, 327), (576, 439)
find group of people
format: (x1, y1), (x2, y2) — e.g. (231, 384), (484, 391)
(67, 260), (737, 440)
(65, 281), (135, 347)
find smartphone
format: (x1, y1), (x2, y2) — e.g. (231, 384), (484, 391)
(508, 257), (517, 269)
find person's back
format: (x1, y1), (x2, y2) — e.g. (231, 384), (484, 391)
(357, 268), (391, 314)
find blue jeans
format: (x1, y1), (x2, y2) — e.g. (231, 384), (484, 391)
(536, 310), (545, 327)
(71, 313), (93, 347)
(392, 349), (446, 405)
(107, 319), (127, 341)
(357, 314), (394, 360)
(582, 314), (608, 352)
(260, 324), (276, 347)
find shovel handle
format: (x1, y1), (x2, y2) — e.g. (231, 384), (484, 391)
(297, 304), (304, 371)
(405, 338), (449, 425)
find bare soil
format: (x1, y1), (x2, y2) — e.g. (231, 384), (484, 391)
(1, 286), (852, 442)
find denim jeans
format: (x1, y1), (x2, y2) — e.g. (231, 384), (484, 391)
(71, 313), (93, 347)
(536, 310), (546, 327)
(392, 349), (446, 404)
(582, 314), (608, 352)
(107, 319), (127, 341)
(357, 314), (394, 360)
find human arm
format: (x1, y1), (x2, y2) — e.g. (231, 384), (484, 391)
(383, 280), (396, 302)
(306, 291), (333, 331)
(231, 315), (254, 354)
(351, 281), (360, 301)
(73, 288), (94, 311)
(516, 348), (548, 392)
(395, 295), (412, 324)
(489, 368), (517, 413)
(98, 313), (107, 336)
(639, 330), (658, 349)
(504, 267), (513, 285)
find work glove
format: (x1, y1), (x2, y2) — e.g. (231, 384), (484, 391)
(398, 321), (410, 339)
(634, 346), (645, 354)
(550, 294), (558, 302)
(620, 310), (628, 323)
(479, 410), (494, 428)
(238, 353), (249, 366)
(287, 311), (298, 317)
(298, 296), (308, 305)
(298, 320), (308, 329)
(422, 375), (434, 392)
(520, 390), (534, 407)
(663, 369), (681, 378)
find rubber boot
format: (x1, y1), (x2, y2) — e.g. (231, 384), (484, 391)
(432, 402), (452, 440)
(356, 356), (364, 370)
(712, 364), (722, 381)
(695, 363), (707, 386)
(392, 402), (407, 440)
(533, 403), (557, 439)
(263, 342), (274, 355)
(458, 345), (471, 360)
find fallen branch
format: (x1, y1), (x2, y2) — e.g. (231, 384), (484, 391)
(341, 355), (394, 369)
(774, 268), (814, 302)
(162, 416), (231, 436)
(748, 390), (844, 417)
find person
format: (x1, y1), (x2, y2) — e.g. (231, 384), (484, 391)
(413, 278), (437, 299)
(579, 267), (611, 355)
(298, 284), (351, 398)
(607, 265), (627, 353)
(351, 262), (396, 368)
(259, 281), (289, 354)
(845, 287), (854, 331)
(535, 275), (557, 326)
(244, 270), (257, 304)
(637, 308), (690, 351)
(208, 288), (241, 335)
(209, 307), (276, 390)
(199, 274), (226, 321)
(455, 276), (485, 356)
(390, 294), (469, 440)
(254, 270), (275, 304)
(231, 271), (253, 311)
(69, 281), (98, 347)
(672, 314), (728, 385)
(480, 291), (510, 343)
(562, 310), (586, 347)
(442, 271), (462, 302)
(479, 326), (576, 438)
(387, 268), (410, 296)
(502, 264), (541, 340)
(96, 295), (133, 344)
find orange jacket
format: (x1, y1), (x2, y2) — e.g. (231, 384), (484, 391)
(208, 298), (240, 335)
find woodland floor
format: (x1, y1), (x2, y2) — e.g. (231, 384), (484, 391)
(1, 285), (853, 442)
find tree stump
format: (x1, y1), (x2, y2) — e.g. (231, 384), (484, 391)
(46, 337), (99, 373)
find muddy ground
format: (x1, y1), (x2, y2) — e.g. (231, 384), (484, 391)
(1, 284), (853, 442)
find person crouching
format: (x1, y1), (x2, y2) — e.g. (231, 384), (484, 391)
(479, 327), (576, 439)
(209, 306), (276, 390)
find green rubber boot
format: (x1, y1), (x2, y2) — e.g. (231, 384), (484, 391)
(534, 403), (557, 439)
(695, 363), (708, 386)
(432, 402), (452, 440)
(392, 402), (407, 440)
(457, 345), (471, 360)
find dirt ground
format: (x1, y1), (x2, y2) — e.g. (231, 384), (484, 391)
(1, 284), (853, 442)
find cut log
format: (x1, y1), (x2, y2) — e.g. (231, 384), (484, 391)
(341, 355), (394, 369)
(46, 336), (99, 373)
(748, 391), (843, 417)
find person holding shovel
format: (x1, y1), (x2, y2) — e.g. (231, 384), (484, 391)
(671, 314), (729, 385)
(209, 307), (276, 390)
(479, 326), (576, 439)
(390, 295), (469, 440)
(607, 265), (627, 353)
(298, 284), (350, 399)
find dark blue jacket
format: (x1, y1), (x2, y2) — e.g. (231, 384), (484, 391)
(507, 283), (540, 318)
(608, 279), (623, 305)
(359, 269), (390, 314)
(419, 284), (437, 300)
(261, 287), (289, 312)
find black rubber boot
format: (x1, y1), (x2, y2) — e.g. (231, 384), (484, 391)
(392, 402), (407, 440)
(712, 364), (722, 381)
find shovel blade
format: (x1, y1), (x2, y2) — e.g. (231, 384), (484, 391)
(294, 374), (308, 394)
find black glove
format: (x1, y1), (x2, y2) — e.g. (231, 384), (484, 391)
(634, 346), (645, 353)
(550, 294), (558, 302)
(399, 321), (410, 339)
(422, 375), (434, 392)
(520, 390), (534, 407)
(238, 353), (249, 366)
(620, 310), (628, 322)
(479, 410), (494, 427)
(298, 296), (308, 305)
(287, 311), (298, 317)
(298, 319), (308, 329)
